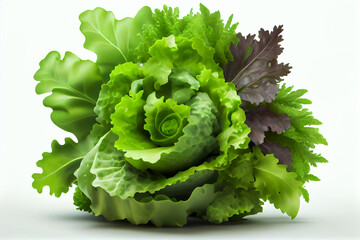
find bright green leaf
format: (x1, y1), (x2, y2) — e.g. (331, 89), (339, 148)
(253, 147), (302, 219)
(34, 51), (103, 140)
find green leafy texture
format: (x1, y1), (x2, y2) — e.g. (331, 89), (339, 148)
(94, 62), (144, 125)
(137, 5), (180, 62)
(157, 68), (200, 104)
(141, 35), (220, 99)
(80, 7), (153, 79)
(74, 132), (221, 227)
(34, 51), (103, 140)
(299, 186), (310, 203)
(73, 186), (92, 212)
(266, 133), (327, 183)
(143, 93), (191, 146)
(267, 85), (327, 149)
(111, 90), (155, 151)
(137, 4), (238, 66)
(218, 151), (255, 190)
(205, 187), (262, 223)
(197, 69), (251, 167)
(179, 4), (238, 66)
(32, 136), (95, 197)
(90, 131), (218, 200)
(142, 35), (178, 90)
(252, 147), (302, 219)
(112, 92), (219, 173)
(265, 85), (327, 184)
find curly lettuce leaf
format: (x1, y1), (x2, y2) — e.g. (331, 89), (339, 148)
(32, 137), (95, 197)
(80, 7), (152, 79)
(178, 4), (238, 66)
(156, 68), (200, 104)
(94, 62), (144, 125)
(224, 26), (291, 104)
(197, 69), (251, 167)
(34, 51), (103, 140)
(137, 4), (238, 66)
(137, 5), (180, 62)
(253, 147), (302, 219)
(73, 186), (92, 212)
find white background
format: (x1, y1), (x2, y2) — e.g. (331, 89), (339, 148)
(0, 0), (359, 239)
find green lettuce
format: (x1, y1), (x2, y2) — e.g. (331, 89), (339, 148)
(32, 4), (327, 227)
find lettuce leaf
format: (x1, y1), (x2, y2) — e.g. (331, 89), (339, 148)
(75, 132), (221, 227)
(253, 147), (302, 219)
(95, 62), (144, 125)
(224, 26), (291, 104)
(245, 105), (290, 145)
(34, 51), (103, 140)
(112, 91), (219, 173)
(137, 4), (238, 66)
(80, 7), (153, 79)
(32, 137), (95, 197)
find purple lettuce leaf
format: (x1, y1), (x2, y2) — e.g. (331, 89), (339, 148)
(224, 25), (291, 105)
(245, 105), (290, 145)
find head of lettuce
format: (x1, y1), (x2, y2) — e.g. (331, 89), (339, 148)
(32, 4), (327, 227)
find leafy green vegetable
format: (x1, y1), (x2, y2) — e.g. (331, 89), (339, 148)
(73, 186), (92, 212)
(32, 137), (95, 197)
(252, 147), (301, 219)
(33, 4), (327, 227)
(34, 51), (103, 140)
(80, 7), (153, 79)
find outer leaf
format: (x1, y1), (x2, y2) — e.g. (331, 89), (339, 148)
(80, 7), (153, 78)
(224, 26), (291, 104)
(34, 51), (103, 140)
(240, 79), (280, 104)
(245, 105), (290, 145)
(253, 147), (302, 219)
(32, 137), (95, 197)
(267, 133), (327, 183)
(75, 132), (221, 227)
(90, 132), (217, 199)
(267, 85), (327, 148)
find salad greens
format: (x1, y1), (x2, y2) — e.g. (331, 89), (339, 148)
(32, 4), (327, 226)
